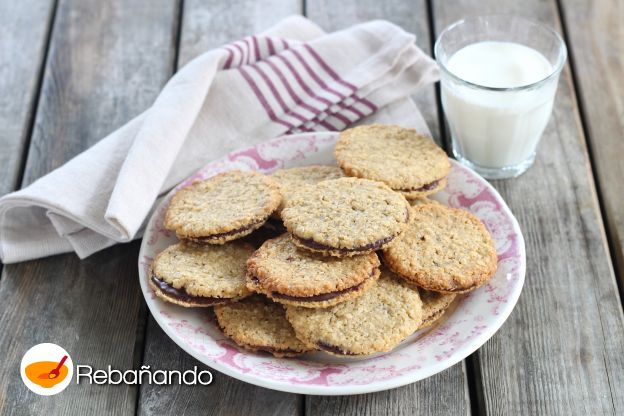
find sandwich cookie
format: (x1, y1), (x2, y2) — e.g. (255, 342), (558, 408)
(286, 268), (423, 356)
(335, 124), (451, 198)
(418, 289), (457, 329)
(149, 242), (253, 307)
(164, 170), (281, 244)
(271, 165), (344, 217)
(383, 204), (498, 293)
(409, 197), (441, 207)
(281, 177), (410, 257)
(246, 234), (381, 308)
(214, 295), (314, 357)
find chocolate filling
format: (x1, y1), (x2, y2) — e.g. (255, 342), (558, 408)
(271, 280), (365, 302)
(242, 218), (286, 248)
(254, 346), (302, 355)
(398, 179), (441, 193)
(151, 274), (232, 306)
(294, 234), (397, 254)
(316, 342), (358, 356)
(250, 269), (377, 303)
(184, 218), (267, 243)
(293, 206), (409, 254)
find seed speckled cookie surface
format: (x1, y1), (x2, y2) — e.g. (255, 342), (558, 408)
(281, 177), (410, 257)
(164, 171), (281, 244)
(383, 204), (498, 293)
(214, 295), (314, 357)
(418, 289), (456, 329)
(335, 125), (451, 198)
(149, 242), (254, 307)
(271, 165), (344, 216)
(286, 269), (423, 356)
(246, 234), (381, 308)
(409, 197), (442, 207)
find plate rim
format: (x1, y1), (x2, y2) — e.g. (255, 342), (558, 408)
(138, 132), (526, 395)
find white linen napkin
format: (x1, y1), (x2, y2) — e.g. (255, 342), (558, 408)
(0, 16), (439, 263)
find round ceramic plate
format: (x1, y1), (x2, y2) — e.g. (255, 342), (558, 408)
(138, 132), (525, 395)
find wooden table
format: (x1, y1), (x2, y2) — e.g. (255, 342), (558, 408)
(1, 0), (622, 414)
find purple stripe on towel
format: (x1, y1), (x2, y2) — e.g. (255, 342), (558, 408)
(222, 46), (234, 69)
(249, 64), (309, 123)
(238, 66), (295, 129)
(302, 44), (378, 112)
(232, 43), (245, 67)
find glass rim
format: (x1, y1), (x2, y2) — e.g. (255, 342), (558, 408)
(434, 15), (567, 92)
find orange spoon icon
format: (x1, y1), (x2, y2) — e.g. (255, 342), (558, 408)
(38, 355), (68, 379)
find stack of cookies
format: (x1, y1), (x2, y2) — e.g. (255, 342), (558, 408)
(149, 124), (498, 358)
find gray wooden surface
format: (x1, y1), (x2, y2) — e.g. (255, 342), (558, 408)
(0, 0), (622, 415)
(0, 0), (55, 196)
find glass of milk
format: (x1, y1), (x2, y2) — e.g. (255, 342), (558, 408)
(435, 16), (567, 179)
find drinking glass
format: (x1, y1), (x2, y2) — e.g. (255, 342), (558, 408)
(434, 15), (567, 179)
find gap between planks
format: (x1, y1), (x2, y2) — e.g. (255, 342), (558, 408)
(134, 1), (185, 416)
(425, 1), (484, 414)
(0, 0), (59, 283)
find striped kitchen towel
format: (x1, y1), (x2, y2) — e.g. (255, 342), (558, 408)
(0, 15), (438, 263)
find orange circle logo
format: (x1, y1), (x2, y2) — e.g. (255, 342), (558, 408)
(20, 343), (73, 395)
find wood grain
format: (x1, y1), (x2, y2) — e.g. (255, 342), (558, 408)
(432, 1), (624, 414)
(558, 0), (624, 294)
(304, 1), (469, 415)
(0, 0), (178, 413)
(177, 0), (303, 66)
(306, 366), (469, 416)
(0, 0), (56, 195)
(137, 1), (304, 415)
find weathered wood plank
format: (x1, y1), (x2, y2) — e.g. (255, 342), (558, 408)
(137, 1), (304, 414)
(176, 0), (303, 66)
(432, 1), (624, 414)
(304, 1), (470, 414)
(558, 0), (624, 295)
(306, 366), (469, 416)
(0, 0), (179, 414)
(0, 0), (56, 195)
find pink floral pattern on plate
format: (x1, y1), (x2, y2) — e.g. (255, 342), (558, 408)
(138, 132), (526, 395)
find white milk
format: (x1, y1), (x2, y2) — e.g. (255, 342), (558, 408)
(441, 41), (556, 169)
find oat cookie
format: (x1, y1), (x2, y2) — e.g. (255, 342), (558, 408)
(383, 204), (498, 293)
(281, 177), (410, 257)
(246, 234), (381, 308)
(214, 295), (314, 357)
(409, 197), (442, 207)
(335, 125), (451, 198)
(164, 171), (281, 244)
(286, 268), (423, 356)
(418, 289), (456, 329)
(271, 165), (344, 216)
(149, 242), (254, 307)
